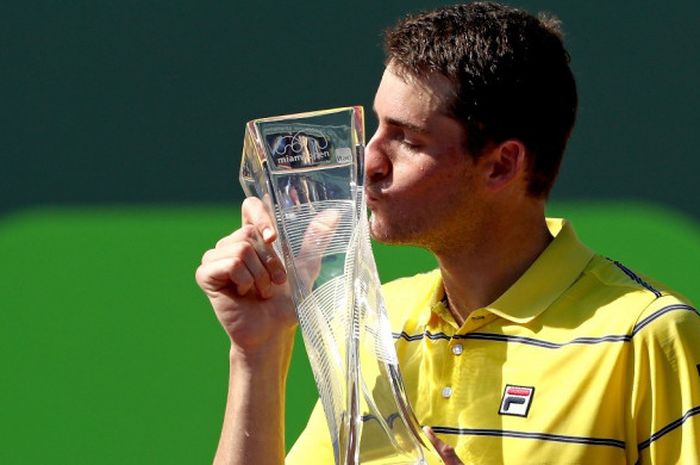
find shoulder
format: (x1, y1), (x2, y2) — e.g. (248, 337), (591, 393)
(631, 293), (699, 352)
(587, 255), (690, 301)
(550, 254), (696, 339)
(627, 295), (700, 463)
(381, 269), (442, 332)
(582, 255), (694, 321)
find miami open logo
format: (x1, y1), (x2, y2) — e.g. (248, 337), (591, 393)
(267, 130), (332, 168)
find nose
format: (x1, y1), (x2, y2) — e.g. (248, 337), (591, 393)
(364, 128), (391, 184)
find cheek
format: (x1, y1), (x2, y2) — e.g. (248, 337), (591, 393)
(399, 160), (465, 199)
(391, 159), (438, 190)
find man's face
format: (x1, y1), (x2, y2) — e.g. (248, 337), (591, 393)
(365, 65), (485, 251)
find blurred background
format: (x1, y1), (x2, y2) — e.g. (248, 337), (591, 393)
(1, 1), (698, 463)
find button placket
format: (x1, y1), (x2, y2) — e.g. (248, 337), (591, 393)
(441, 337), (463, 401)
(459, 310), (497, 334)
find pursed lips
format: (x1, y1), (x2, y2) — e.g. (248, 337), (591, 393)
(364, 189), (383, 207)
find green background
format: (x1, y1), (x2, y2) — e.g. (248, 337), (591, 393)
(1, 0), (699, 463)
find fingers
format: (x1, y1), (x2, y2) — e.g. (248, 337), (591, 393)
(196, 256), (255, 297)
(202, 197), (340, 300)
(423, 426), (464, 465)
(196, 198), (287, 299)
(242, 196), (277, 243)
(198, 244), (279, 298)
(295, 208), (341, 286)
(298, 208), (341, 258)
(214, 227), (281, 278)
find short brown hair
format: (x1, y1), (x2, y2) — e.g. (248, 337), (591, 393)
(384, 2), (577, 197)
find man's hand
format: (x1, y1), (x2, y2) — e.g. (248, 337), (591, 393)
(196, 196), (342, 352)
(196, 197), (296, 353)
(424, 427), (465, 465)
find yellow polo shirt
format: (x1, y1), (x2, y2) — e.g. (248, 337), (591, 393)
(286, 219), (700, 465)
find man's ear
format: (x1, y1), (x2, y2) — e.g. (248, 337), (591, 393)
(480, 140), (527, 191)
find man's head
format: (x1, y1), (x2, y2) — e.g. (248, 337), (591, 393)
(383, 2), (577, 198)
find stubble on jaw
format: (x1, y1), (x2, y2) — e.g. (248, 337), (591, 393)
(367, 199), (473, 252)
(367, 210), (423, 246)
(367, 173), (489, 257)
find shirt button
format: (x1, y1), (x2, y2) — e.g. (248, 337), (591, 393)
(441, 386), (453, 398)
(451, 343), (464, 356)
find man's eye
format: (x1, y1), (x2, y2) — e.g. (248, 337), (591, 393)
(387, 128), (422, 150)
(400, 135), (422, 150)
(401, 139), (419, 149)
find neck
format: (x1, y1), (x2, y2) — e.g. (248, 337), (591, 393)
(435, 208), (552, 326)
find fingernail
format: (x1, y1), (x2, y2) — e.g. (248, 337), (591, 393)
(262, 227), (274, 241)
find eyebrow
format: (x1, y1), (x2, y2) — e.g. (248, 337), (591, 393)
(372, 106), (430, 135)
(385, 117), (429, 134)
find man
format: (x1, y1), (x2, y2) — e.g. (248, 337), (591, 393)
(196, 3), (700, 464)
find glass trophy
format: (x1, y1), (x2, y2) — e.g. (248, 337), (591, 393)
(239, 106), (426, 465)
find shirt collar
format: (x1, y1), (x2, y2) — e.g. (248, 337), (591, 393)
(419, 269), (448, 328)
(483, 218), (594, 323)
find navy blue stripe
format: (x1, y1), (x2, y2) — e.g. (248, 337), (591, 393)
(393, 304), (697, 348)
(608, 258), (662, 298)
(361, 412), (401, 427)
(430, 426), (626, 449)
(631, 304), (697, 336)
(394, 330), (632, 347)
(637, 405), (700, 452)
(458, 332), (631, 348)
(393, 331), (450, 341)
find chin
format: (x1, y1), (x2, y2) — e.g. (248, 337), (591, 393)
(368, 214), (394, 244)
(368, 213), (421, 246)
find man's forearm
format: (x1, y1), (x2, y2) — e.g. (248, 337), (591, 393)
(213, 337), (294, 465)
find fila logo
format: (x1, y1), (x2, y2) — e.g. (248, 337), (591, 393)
(499, 385), (535, 417)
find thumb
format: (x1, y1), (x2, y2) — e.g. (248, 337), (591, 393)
(423, 426), (464, 465)
(295, 208), (341, 287)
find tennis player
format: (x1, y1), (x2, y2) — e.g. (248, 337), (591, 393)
(196, 3), (700, 464)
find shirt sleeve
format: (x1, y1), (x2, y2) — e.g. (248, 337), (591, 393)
(286, 400), (334, 465)
(630, 295), (700, 465)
